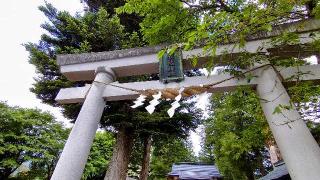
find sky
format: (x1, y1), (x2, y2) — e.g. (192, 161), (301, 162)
(0, 0), (83, 127)
(0, 0), (204, 155)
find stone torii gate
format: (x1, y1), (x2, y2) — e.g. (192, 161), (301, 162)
(51, 19), (320, 180)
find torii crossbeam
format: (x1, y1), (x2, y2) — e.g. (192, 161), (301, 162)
(51, 19), (320, 180)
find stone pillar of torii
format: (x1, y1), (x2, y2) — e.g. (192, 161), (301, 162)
(51, 19), (320, 180)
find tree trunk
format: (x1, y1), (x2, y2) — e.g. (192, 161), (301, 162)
(247, 172), (255, 180)
(256, 149), (267, 176)
(0, 168), (12, 179)
(47, 164), (51, 180)
(266, 140), (282, 165)
(104, 127), (134, 180)
(316, 54), (320, 64)
(47, 161), (55, 180)
(139, 134), (152, 180)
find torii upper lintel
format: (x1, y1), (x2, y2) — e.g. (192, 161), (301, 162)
(57, 19), (320, 81)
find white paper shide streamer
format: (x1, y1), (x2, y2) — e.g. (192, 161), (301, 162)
(131, 94), (146, 108)
(167, 88), (184, 118)
(145, 91), (162, 114)
(131, 88), (187, 117)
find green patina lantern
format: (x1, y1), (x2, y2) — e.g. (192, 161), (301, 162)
(159, 49), (184, 83)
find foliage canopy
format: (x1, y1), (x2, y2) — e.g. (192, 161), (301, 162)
(204, 88), (271, 179)
(0, 102), (69, 179)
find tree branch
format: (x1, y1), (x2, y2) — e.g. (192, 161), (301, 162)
(179, 0), (234, 13)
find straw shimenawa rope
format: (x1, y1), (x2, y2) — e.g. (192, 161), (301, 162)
(91, 63), (271, 100)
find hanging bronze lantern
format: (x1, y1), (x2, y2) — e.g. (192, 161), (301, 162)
(159, 49), (184, 83)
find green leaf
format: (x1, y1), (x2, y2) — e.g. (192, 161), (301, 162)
(168, 45), (178, 56)
(191, 56), (198, 67)
(273, 106), (282, 114)
(246, 73), (255, 83)
(157, 49), (166, 60)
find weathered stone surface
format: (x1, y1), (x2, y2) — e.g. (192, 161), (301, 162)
(57, 45), (166, 66)
(57, 19), (320, 66)
(247, 18), (320, 40)
(51, 67), (115, 180)
(57, 19), (320, 81)
(256, 66), (320, 180)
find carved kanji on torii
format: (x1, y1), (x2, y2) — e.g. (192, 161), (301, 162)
(51, 19), (320, 180)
